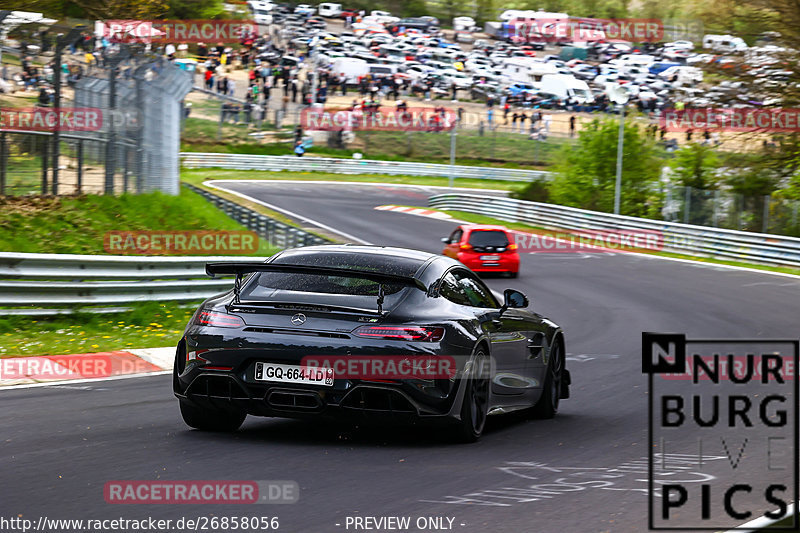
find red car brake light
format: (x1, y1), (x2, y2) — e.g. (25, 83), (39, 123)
(460, 243), (472, 250)
(508, 243), (518, 251)
(353, 326), (445, 342)
(194, 310), (245, 328)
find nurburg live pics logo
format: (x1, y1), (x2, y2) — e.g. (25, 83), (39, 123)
(642, 332), (799, 530)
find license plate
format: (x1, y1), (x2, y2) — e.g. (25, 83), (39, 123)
(480, 255), (500, 260)
(254, 362), (334, 386)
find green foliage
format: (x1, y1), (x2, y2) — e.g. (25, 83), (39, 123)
(511, 178), (551, 203)
(431, 0), (468, 22)
(548, 117), (662, 217)
(474, 0), (495, 25)
(0, 188), (274, 255)
(523, 0), (627, 19)
(670, 143), (720, 189)
(166, 0), (226, 19)
(401, 0), (430, 17)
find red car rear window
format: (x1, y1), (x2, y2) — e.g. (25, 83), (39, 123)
(468, 230), (510, 247)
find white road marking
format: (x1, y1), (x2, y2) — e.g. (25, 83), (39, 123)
(128, 347), (175, 370)
(0, 370), (171, 391)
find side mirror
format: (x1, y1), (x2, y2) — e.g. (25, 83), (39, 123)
(500, 288), (528, 314)
(441, 237), (450, 244)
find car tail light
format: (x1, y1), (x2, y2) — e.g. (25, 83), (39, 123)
(508, 243), (518, 251)
(460, 243), (472, 250)
(193, 310), (245, 328)
(353, 326), (445, 342)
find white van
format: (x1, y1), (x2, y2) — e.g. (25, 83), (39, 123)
(332, 57), (370, 84)
(501, 57), (558, 83)
(318, 3), (342, 17)
(658, 65), (703, 84)
(610, 54), (656, 68)
(539, 74), (594, 103)
(703, 34), (748, 53)
(453, 16), (475, 31)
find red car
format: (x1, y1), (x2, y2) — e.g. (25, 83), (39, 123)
(442, 224), (520, 277)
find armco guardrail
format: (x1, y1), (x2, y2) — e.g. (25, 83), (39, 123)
(180, 152), (551, 182)
(0, 254), (254, 310)
(184, 183), (330, 249)
(428, 193), (800, 268)
(0, 186), (332, 314)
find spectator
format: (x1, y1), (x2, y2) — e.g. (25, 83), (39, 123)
(569, 115), (576, 137)
(294, 140), (305, 157)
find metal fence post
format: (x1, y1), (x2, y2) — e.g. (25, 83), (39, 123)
(0, 131), (5, 196)
(41, 137), (49, 195)
(448, 121), (457, 188)
(712, 189), (719, 227)
(684, 186), (691, 225)
(123, 147), (130, 193)
(218, 100), (225, 141)
(77, 140), (83, 194)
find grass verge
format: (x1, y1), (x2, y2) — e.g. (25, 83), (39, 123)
(181, 116), (567, 169)
(0, 186), (278, 255)
(0, 300), (200, 358)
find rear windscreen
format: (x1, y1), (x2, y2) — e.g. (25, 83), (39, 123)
(468, 230), (509, 247)
(244, 273), (406, 297)
(238, 251), (424, 305)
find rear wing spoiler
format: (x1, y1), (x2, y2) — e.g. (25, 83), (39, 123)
(206, 262), (427, 311)
(206, 262), (425, 289)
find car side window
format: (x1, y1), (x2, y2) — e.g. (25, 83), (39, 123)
(452, 271), (498, 309)
(439, 272), (471, 306)
(448, 229), (463, 244)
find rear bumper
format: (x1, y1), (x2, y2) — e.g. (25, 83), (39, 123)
(175, 370), (466, 424)
(457, 252), (520, 273)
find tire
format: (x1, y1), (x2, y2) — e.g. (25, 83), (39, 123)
(455, 349), (490, 443)
(530, 339), (563, 419)
(509, 271), (519, 278)
(179, 400), (246, 432)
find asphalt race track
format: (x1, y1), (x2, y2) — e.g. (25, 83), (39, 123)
(3, 181), (799, 533)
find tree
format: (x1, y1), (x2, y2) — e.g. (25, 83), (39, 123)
(475, 0), (494, 25)
(400, 0), (429, 18)
(670, 143), (719, 189)
(548, 118), (663, 217)
(166, 0), (225, 19)
(669, 143), (720, 225)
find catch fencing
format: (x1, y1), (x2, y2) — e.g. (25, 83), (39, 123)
(428, 193), (800, 268)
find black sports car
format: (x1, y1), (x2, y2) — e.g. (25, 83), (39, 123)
(173, 245), (570, 441)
